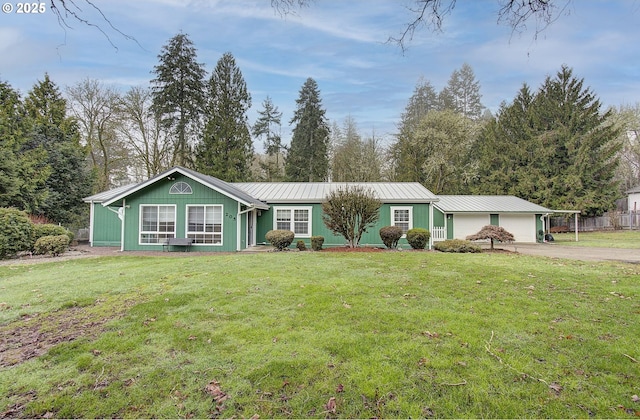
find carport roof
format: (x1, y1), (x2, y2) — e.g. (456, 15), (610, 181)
(434, 195), (552, 213)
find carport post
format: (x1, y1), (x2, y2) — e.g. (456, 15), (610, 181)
(574, 212), (579, 242)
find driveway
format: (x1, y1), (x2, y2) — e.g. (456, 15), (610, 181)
(498, 243), (640, 264)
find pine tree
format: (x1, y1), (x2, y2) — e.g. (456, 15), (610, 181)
(286, 78), (330, 182)
(24, 74), (93, 225)
(252, 96), (284, 180)
(195, 52), (253, 181)
(151, 33), (206, 168)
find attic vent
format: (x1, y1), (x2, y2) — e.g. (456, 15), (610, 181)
(169, 181), (193, 194)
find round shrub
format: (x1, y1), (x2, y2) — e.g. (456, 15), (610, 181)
(311, 235), (324, 251)
(296, 240), (307, 251)
(32, 223), (73, 250)
(0, 208), (33, 259)
(265, 229), (295, 251)
(379, 225), (403, 249)
(34, 234), (70, 257)
(434, 239), (482, 253)
(406, 228), (430, 249)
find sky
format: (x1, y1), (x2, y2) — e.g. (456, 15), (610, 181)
(1, 0), (640, 150)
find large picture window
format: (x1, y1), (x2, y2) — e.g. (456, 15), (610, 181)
(140, 205), (176, 244)
(187, 205), (223, 245)
(274, 207), (311, 237)
(391, 206), (413, 235)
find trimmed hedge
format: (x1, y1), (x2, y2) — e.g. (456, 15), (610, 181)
(34, 234), (70, 256)
(296, 240), (307, 251)
(434, 239), (482, 253)
(265, 229), (295, 251)
(32, 223), (74, 250)
(379, 226), (403, 249)
(311, 236), (324, 251)
(406, 228), (430, 249)
(0, 208), (33, 259)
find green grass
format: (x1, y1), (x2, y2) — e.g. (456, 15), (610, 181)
(553, 229), (640, 248)
(1, 252), (639, 418)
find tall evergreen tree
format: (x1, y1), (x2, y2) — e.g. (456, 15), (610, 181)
(439, 63), (484, 119)
(473, 66), (621, 216)
(24, 74), (93, 225)
(286, 78), (330, 182)
(196, 52), (253, 181)
(252, 96), (284, 181)
(0, 80), (50, 213)
(151, 33), (206, 168)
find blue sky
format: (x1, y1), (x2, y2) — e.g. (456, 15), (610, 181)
(1, 0), (639, 149)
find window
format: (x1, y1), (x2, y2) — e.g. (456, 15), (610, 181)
(169, 182), (192, 194)
(274, 207), (312, 237)
(140, 205), (176, 244)
(391, 206), (413, 235)
(187, 205), (223, 245)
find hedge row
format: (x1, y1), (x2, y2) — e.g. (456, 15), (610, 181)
(0, 208), (73, 259)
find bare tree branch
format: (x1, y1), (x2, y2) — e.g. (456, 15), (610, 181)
(49, 0), (143, 51)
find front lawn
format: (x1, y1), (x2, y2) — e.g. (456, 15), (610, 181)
(1, 252), (639, 418)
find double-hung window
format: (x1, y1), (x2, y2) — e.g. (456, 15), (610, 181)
(274, 207), (311, 237)
(187, 205), (223, 245)
(140, 205), (176, 244)
(391, 206), (413, 235)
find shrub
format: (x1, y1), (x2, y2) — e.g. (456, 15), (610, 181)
(32, 223), (73, 249)
(311, 235), (324, 251)
(322, 185), (381, 248)
(434, 239), (482, 253)
(265, 230), (295, 251)
(379, 226), (403, 249)
(34, 234), (70, 256)
(0, 208), (34, 259)
(406, 228), (430, 249)
(296, 240), (307, 251)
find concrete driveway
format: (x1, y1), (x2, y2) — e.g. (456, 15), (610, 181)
(498, 243), (640, 264)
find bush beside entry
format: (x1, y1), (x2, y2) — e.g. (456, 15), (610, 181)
(406, 228), (430, 249)
(265, 230), (295, 251)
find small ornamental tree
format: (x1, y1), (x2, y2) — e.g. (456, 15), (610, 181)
(466, 225), (515, 250)
(322, 186), (381, 248)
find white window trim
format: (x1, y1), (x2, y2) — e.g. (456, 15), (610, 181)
(185, 204), (224, 246)
(139, 204), (177, 245)
(391, 206), (413, 237)
(273, 206), (312, 238)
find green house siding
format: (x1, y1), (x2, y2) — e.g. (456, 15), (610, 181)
(91, 203), (122, 247)
(115, 174), (244, 252)
(255, 202), (431, 248)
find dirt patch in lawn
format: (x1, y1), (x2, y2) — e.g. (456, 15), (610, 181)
(0, 299), (136, 368)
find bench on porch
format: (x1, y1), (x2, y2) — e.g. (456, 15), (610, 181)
(163, 237), (194, 252)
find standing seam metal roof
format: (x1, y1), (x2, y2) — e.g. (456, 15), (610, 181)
(232, 182), (438, 202)
(434, 195), (551, 213)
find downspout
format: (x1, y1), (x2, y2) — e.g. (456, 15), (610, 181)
(120, 199), (126, 252)
(89, 201), (95, 247)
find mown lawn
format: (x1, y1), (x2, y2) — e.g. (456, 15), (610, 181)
(1, 251), (639, 418)
(553, 229), (640, 248)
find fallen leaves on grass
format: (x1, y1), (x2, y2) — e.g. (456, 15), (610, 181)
(324, 396), (337, 414)
(205, 380), (228, 413)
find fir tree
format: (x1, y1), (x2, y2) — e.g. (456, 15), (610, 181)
(252, 96), (284, 180)
(196, 52), (253, 181)
(286, 78), (330, 182)
(151, 33), (206, 168)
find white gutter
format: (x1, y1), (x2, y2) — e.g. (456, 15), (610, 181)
(120, 199), (126, 251)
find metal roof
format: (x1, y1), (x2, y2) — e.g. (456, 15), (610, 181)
(232, 182), (438, 203)
(85, 167), (269, 209)
(434, 195), (552, 213)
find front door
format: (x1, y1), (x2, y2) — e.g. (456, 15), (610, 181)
(247, 211), (254, 247)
